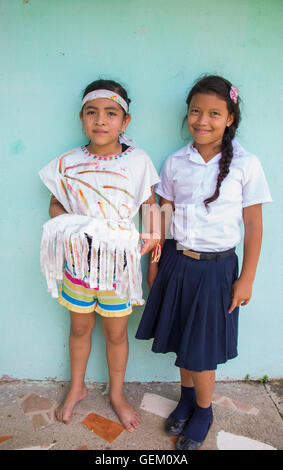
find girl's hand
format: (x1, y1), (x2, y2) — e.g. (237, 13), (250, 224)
(148, 261), (159, 288)
(228, 278), (253, 313)
(139, 233), (160, 256)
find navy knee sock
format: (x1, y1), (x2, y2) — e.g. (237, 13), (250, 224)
(170, 386), (196, 420)
(183, 403), (213, 442)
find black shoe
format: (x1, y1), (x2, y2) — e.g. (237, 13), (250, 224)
(176, 415), (213, 450)
(165, 413), (193, 436)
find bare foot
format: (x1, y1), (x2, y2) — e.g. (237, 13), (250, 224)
(56, 385), (88, 424)
(110, 395), (140, 432)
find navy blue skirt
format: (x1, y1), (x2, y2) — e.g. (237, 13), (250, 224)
(136, 239), (239, 371)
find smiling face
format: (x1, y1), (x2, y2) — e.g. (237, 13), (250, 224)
(80, 98), (131, 155)
(187, 92), (234, 160)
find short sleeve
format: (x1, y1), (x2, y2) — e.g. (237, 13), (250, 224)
(134, 152), (160, 207)
(155, 156), (174, 201)
(242, 155), (272, 208)
(39, 157), (70, 212)
(39, 158), (60, 197)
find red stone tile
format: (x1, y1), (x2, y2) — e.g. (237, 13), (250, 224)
(81, 413), (124, 443)
(0, 436), (13, 444)
(77, 445), (88, 450)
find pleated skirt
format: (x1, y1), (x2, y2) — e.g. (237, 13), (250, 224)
(135, 239), (239, 371)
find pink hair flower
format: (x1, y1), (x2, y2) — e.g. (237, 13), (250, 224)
(230, 85), (239, 104)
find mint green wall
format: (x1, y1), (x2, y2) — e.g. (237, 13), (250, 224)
(1, 0), (282, 382)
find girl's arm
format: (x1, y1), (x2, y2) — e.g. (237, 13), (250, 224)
(228, 203), (263, 313)
(139, 187), (161, 256)
(146, 196), (175, 288)
(159, 197), (175, 246)
(49, 195), (67, 218)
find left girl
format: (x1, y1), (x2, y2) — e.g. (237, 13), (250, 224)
(39, 79), (160, 432)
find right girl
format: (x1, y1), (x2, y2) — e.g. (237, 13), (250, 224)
(136, 75), (272, 450)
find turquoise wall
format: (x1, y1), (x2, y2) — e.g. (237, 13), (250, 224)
(1, 0), (282, 382)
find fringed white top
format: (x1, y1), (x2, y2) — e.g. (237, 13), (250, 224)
(39, 144), (160, 304)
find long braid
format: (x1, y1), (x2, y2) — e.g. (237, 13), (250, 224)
(204, 125), (235, 207)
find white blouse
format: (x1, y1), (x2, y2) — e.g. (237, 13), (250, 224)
(155, 140), (272, 252)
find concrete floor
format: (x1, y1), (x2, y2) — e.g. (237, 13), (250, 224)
(0, 379), (282, 452)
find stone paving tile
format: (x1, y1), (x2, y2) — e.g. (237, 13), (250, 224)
(217, 430), (277, 450)
(81, 412), (124, 443)
(139, 391), (259, 419)
(140, 393), (177, 418)
(17, 392), (58, 429)
(212, 393), (259, 415)
(19, 393), (54, 413)
(15, 443), (56, 450)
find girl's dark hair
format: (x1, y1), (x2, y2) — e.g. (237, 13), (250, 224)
(81, 79), (131, 115)
(186, 75), (241, 207)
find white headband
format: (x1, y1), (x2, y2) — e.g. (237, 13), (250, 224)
(81, 89), (129, 113)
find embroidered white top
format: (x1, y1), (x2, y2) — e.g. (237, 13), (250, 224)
(39, 144), (160, 219)
(39, 144), (160, 303)
(155, 140), (272, 252)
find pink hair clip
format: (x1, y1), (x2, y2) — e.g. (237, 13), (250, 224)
(230, 85), (239, 104)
